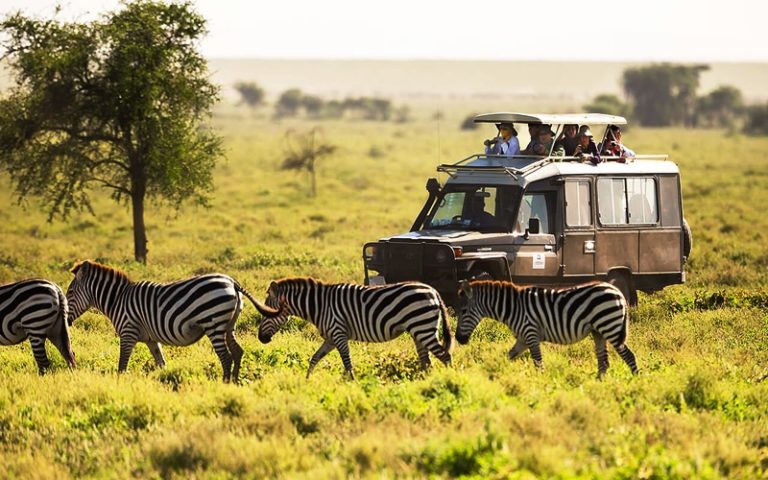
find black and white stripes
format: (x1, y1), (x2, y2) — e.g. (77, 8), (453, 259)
(66, 260), (278, 382)
(456, 280), (637, 377)
(258, 277), (452, 378)
(0, 279), (76, 374)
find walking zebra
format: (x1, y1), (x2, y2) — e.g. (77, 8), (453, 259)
(0, 279), (76, 374)
(456, 280), (637, 378)
(258, 278), (453, 379)
(66, 260), (278, 383)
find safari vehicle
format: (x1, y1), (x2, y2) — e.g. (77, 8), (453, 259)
(362, 113), (691, 306)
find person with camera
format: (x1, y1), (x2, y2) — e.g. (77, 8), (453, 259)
(483, 122), (520, 156)
(574, 125), (601, 164)
(600, 125), (636, 161)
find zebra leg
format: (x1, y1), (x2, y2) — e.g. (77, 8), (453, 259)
(306, 340), (334, 379)
(507, 337), (527, 362)
(592, 332), (610, 380)
(118, 333), (139, 374)
(412, 339), (432, 370)
(331, 334), (355, 380)
(146, 342), (166, 369)
(206, 329), (233, 383)
(225, 329), (244, 384)
(29, 335), (51, 375)
(524, 332), (544, 369)
(423, 336), (452, 367)
(613, 343), (639, 375)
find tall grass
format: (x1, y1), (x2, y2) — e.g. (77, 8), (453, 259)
(1, 107), (767, 478)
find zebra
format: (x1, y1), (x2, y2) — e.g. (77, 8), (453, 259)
(257, 277), (453, 379)
(0, 279), (76, 374)
(455, 280), (638, 378)
(66, 260), (279, 383)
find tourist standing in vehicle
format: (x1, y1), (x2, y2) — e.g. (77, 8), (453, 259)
(574, 125), (601, 164)
(483, 122), (520, 156)
(555, 124), (580, 156)
(521, 123), (542, 154)
(600, 125), (636, 160)
(534, 127), (565, 156)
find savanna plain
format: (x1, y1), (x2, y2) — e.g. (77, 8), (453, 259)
(1, 101), (767, 478)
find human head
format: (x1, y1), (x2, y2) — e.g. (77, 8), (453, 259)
(497, 122), (517, 140)
(538, 127), (555, 141)
(578, 125), (593, 146)
(608, 124), (622, 141)
(564, 124), (578, 138)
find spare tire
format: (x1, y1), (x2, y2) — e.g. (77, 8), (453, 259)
(682, 218), (693, 261)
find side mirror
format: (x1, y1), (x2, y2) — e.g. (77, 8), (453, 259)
(426, 178), (441, 194)
(525, 217), (540, 239)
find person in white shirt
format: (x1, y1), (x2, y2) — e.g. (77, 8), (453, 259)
(483, 123), (521, 156)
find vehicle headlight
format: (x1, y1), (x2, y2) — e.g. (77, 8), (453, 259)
(364, 245), (379, 262)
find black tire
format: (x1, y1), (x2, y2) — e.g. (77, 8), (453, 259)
(682, 218), (693, 262)
(608, 271), (637, 307)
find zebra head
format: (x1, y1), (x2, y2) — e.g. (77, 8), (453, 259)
(258, 280), (291, 344)
(455, 280), (484, 344)
(66, 260), (128, 323)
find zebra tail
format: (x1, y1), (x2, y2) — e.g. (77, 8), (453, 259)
(438, 294), (453, 353)
(234, 282), (282, 318)
(57, 287), (76, 368)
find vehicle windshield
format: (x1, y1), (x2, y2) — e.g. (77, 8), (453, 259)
(423, 185), (521, 232)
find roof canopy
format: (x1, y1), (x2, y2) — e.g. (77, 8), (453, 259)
(473, 112), (627, 126)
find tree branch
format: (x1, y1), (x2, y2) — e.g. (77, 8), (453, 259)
(86, 176), (131, 195)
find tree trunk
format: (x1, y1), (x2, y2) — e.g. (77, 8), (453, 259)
(131, 184), (148, 264)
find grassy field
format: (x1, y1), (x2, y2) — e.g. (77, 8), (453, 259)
(1, 105), (767, 478)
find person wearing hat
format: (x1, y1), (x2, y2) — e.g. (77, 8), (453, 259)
(574, 125), (601, 164)
(599, 124), (636, 160)
(533, 127), (565, 156)
(483, 122), (520, 156)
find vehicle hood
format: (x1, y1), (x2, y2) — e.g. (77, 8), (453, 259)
(379, 229), (515, 245)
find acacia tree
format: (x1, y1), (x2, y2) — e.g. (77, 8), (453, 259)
(234, 81), (266, 109)
(281, 128), (337, 197)
(0, 1), (223, 263)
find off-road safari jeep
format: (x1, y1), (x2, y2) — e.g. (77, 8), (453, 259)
(362, 113), (691, 306)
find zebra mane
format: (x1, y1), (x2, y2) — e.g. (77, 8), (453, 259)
(273, 277), (321, 287)
(70, 260), (132, 283)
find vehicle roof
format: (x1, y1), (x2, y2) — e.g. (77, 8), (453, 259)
(474, 112), (627, 126)
(443, 158), (679, 188)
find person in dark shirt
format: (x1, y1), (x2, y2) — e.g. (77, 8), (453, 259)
(555, 124), (579, 156)
(574, 125), (601, 164)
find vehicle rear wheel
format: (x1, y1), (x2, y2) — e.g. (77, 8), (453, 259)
(608, 271), (637, 307)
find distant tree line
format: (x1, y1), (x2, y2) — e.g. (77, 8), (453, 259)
(580, 63), (768, 135)
(235, 82), (410, 122)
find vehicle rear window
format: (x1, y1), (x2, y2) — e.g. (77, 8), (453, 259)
(597, 177), (658, 225)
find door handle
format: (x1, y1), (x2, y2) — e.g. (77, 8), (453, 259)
(544, 245), (553, 252)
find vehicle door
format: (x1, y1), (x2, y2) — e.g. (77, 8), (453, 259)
(512, 190), (559, 279)
(595, 177), (642, 274)
(561, 178), (595, 277)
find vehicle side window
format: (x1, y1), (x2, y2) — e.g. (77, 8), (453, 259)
(597, 177), (658, 225)
(627, 178), (658, 224)
(565, 180), (592, 226)
(517, 192), (552, 234)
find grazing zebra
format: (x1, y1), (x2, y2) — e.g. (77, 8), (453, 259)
(456, 280), (637, 378)
(66, 260), (278, 383)
(258, 277), (453, 379)
(0, 279), (76, 374)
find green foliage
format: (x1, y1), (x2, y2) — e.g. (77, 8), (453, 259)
(275, 88), (304, 118)
(623, 63), (709, 126)
(0, 0), (223, 263)
(1, 109), (768, 477)
(234, 81), (266, 108)
(584, 93), (633, 120)
(696, 85), (744, 128)
(743, 102), (768, 136)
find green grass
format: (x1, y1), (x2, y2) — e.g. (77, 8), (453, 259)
(1, 106), (767, 478)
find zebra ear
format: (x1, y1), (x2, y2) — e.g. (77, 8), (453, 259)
(458, 280), (473, 299)
(70, 260), (87, 275)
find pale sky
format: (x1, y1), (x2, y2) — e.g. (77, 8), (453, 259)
(1, 0), (767, 62)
